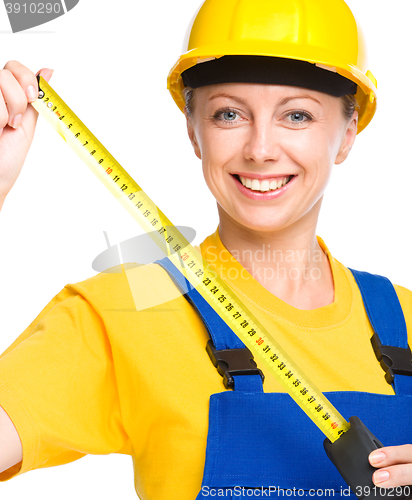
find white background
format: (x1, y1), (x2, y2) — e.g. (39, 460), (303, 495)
(0, 0), (411, 498)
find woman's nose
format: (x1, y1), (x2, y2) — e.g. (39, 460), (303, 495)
(243, 120), (281, 165)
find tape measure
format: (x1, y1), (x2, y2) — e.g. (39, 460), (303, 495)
(32, 75), (350, 443)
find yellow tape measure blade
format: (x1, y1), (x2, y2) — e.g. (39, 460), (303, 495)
(32, 75), (350, 443)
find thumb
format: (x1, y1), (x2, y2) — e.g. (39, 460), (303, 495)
(36, 68), (54, 83)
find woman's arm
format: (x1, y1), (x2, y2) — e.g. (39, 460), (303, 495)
(0, 405), (22, 473)
(0, 60), (53, 212)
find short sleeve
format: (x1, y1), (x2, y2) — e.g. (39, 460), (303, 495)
(0, 286), (131, 481)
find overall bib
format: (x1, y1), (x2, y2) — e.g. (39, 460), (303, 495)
(156, 258), (412, 499)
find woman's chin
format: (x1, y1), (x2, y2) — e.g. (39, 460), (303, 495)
(221, 208), (297, 235)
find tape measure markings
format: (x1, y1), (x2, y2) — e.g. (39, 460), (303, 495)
(32, 76), (350, 442)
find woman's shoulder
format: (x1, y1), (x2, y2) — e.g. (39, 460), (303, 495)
(331, 252), (412, 312)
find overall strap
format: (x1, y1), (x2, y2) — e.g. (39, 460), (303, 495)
(155, 257), (264, 392)
(350, 269), (412, 395)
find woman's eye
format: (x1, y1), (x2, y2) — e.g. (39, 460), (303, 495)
(286, 111), (312, 125)
(223, 111), (238, 121)
(213, 109), (241, 124)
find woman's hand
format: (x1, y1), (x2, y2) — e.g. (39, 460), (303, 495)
(0, 60), (53, 210)
(370, 446), (412, 489)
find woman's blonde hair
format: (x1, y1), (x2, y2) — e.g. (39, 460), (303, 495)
(184, 87), (359, 121)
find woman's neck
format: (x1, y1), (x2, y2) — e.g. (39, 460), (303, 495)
(218, 214), (335, 310)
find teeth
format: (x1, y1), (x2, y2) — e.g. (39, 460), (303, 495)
(239, 175), (291, 192)
(251, 179), (260, 191)
(260, 180), (270, 192)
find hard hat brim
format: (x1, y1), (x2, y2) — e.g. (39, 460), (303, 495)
(168, 41), (377, 134)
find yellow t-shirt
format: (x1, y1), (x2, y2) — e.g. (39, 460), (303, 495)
(0, 229), (410, 500)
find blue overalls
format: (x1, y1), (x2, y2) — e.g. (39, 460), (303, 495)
(156, 258), (412, 498)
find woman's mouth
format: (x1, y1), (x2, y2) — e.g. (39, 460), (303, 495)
(233, 174), (294, 193)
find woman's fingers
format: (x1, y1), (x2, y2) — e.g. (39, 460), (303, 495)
(0, 61), (54, 201)
(19, 67), (54, 135)
(370, 445), (412, 488)
(370, 445), (412, 467)
(0, 69), (28, 129)
(373, 463), (412, 488)
(0, 62), (53, 134)
(4, 60), (40, 103)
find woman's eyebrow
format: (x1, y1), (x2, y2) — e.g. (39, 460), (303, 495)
(208, 93), (247, 105)
(208, 92), (322, 106)
(278, 95), (322, 106)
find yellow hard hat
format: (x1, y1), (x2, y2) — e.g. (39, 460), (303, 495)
(167, 0), (378, 133)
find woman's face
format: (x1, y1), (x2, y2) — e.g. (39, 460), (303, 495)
(186, 82), (358, 237)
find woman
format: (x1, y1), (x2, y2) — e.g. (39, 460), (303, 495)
(0, 0), (411, 498)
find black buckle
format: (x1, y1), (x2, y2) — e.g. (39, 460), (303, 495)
(206, 340), (265, 389)
(371, 333), (412, 385)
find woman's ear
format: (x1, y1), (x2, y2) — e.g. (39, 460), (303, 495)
(185, 108), (202, 160)
(335, 111), (358, 165)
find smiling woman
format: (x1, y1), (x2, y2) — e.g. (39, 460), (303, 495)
(0, 1), (411, 500)
(163, 0), (412, 496)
